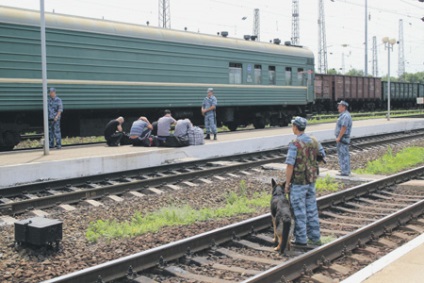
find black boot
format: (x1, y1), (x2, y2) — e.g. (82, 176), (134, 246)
(205, 134), (210, 140)
(213, 134), (217, 140)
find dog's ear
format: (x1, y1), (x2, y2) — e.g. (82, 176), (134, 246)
(272, 178), (277, 188)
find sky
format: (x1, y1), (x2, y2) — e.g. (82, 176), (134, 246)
(1, 0), (423, 76)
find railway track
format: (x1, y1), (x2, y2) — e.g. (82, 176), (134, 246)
(40, 166), (424, 283)
(1, 130), (424, 216)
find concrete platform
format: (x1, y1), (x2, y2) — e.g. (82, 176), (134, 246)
(342, 232), (424, 283)
(0, 118), (423, 188)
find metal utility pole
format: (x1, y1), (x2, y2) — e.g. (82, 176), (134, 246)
(158, 0), (171, 28)
(317, 0), (328, 74)
(372, 36), (378, 77)
(398, 19), (405, 79)
(40, 0), (49, 155)
(253, 8), (260, 41)
(364, 0), (368, 76)
(291, 0), (299, 45)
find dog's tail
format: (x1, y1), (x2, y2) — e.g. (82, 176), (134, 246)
(280, 220), (291, 254)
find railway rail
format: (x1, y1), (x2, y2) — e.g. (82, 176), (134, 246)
(41, 166), (424, 283)
(1, 130), (424, 216)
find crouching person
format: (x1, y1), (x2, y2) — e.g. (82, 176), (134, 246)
(162, 118), (192, 147)
(129, 116), (155, 147)
(104, 116), (130, 146)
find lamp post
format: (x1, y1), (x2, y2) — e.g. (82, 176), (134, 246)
(382, 37), (396, 121)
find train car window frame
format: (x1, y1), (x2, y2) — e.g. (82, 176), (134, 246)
(229, 63), (242, 84)
(268, 66), (276, 85)
(254, 64), (262, 85)
(285, 67), (292, 85)
(297, 68), (307, 86)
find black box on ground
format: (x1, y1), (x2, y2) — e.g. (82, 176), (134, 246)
(14, 217), (62, 246)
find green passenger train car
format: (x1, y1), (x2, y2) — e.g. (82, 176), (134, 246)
(0, 6), (314, 144)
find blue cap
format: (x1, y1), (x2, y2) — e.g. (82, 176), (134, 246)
(338, 100), (349, 107)
(291, 116), (307, 128)
(207, 88), (214, 92)
(49, 87), (56, 93)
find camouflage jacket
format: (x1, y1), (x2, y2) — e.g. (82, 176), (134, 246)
(292, 136), (320, 185)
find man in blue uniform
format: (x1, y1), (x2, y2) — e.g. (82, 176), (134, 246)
(335, 100), (353, 176)
(201, 88), (218, 140)
(48, 87), (63, 149)
(284, 116), (326, 246)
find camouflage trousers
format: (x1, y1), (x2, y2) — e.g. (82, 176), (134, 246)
(49, 120), (62, 148)
(204, 114), (217, 135)
(290, 183), (320, 244)
(337, 142), (350, 175)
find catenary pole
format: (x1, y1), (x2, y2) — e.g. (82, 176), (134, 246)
(40, 0), (49, 155)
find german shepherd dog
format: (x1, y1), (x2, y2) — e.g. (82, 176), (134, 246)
(271, 178), (292, 254)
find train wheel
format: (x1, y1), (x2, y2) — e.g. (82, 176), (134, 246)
(1, 130), (21, 151)
(253, 117), (265, 129)
(226, 122), (238, 131)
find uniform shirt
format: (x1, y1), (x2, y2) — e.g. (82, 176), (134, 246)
(174, 119), (192, 137)
(202, 95), (217, 117)
(285, 133), (326, 166)
(157, 116), (176, 137)
(104, 120), (120, 139)
(48, 96), (63, 119)
(335, 110), (352, 140)
(129, 120), (148, 137)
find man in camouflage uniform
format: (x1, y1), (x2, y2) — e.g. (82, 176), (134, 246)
(284, 116), (326, 246)
(335, 100), (352, 176)
(201, 88), (218, 140)
(48, 87), (63, 149)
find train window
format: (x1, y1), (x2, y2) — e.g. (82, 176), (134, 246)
(269, 66), (276, 85)
(285, 67), (292, 85)
(254, 65), (262, 84)
(297, 68), (306, 86)
(229, 63), (242, 84)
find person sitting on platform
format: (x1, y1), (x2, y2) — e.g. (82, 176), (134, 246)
(156, 110), (178, 146)
(104, 116), (130, 146)
(174, 118), (192, 139)
(129, 116), (156, 147)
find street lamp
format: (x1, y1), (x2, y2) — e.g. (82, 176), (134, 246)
(382, 37), (396, 121)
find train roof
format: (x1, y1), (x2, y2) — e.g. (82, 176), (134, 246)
(0, 5), (314, 60)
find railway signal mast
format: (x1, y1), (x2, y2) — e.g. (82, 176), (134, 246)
(317, 0), (328, 74)
(158, 0), (171, 29)
(291, 0), (299, 45)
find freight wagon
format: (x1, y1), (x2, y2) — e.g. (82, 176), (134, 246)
(0, 6), (315, 150)
(314, 74), (424, 112)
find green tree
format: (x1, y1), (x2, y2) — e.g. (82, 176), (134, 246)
(327, 68), (339, 75)
(345, 68), (364, 76)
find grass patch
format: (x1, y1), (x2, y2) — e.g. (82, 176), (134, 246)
(86, 181), (270, 243)
(354, 146), (424, 175)
(15, 136), (106, 149)
(320, 235), (337, 244)
(316, 174), (340, 193)
(85, 177), (339, 243)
